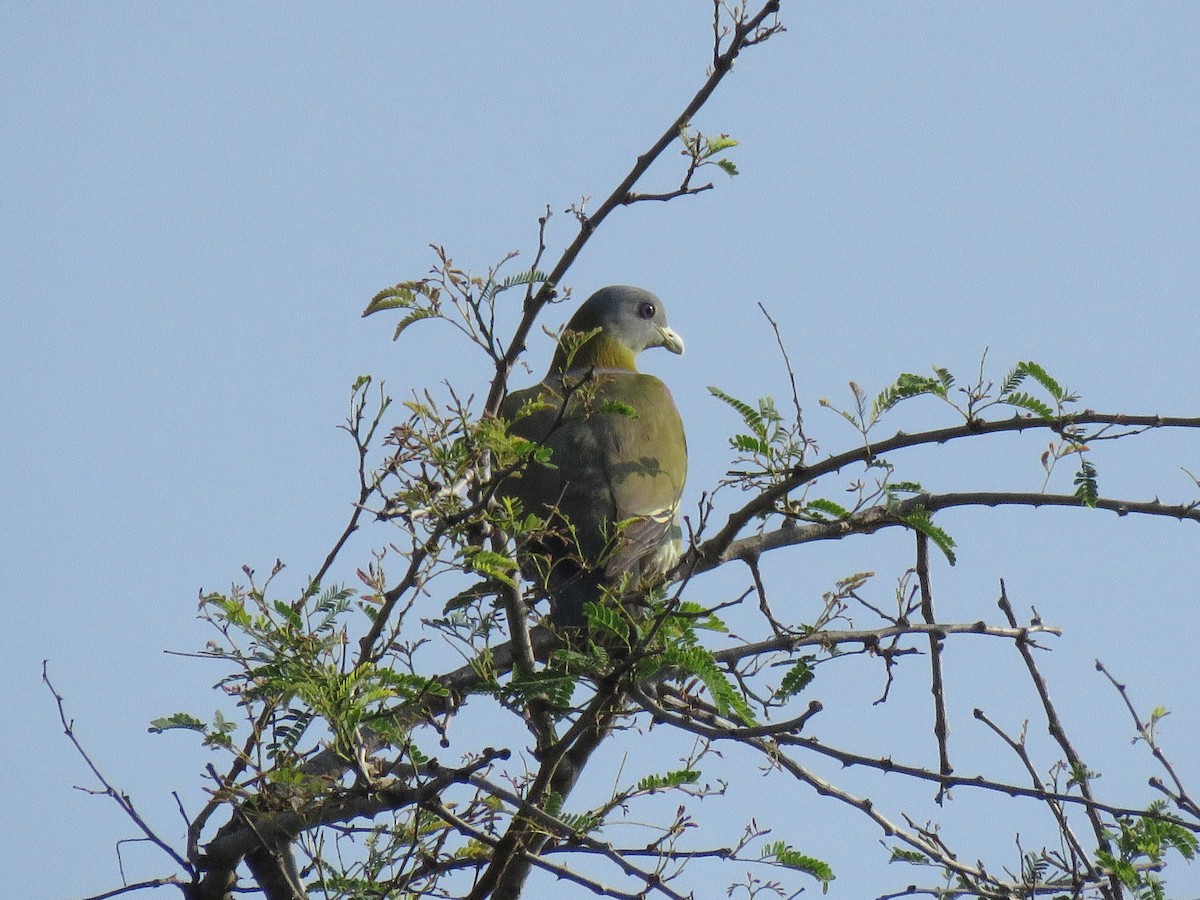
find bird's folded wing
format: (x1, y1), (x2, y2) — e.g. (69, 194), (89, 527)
(603, 505), (682, 581)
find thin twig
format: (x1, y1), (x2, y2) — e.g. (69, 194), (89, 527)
(1096, 659), (1200, 819)
(973, 708), (1097, 883)
(42, 663), (193, 876)
(467, 774), (689, 900)
(642, 685), (1197, 831)
(997, 582), (1120, 899)
(757, 300), (806, 448)
(715, 619), (1060, 667)
(424, 800), (651, 900)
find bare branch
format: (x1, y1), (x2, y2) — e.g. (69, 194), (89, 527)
(43, 663), (192, 877)
(1096, 660), (1200, 820)
(997, 583), (1121, 898)
(714, 619), (1061, 666)
(915, 533), (953, 799)
(467, 774), (690, 900)
(702, 489), (1200, 574)
(973, 708), (1098, 883)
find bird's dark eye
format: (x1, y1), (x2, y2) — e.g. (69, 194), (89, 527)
(637, 301), (656, 319)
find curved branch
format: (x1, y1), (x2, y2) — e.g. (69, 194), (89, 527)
(713, 619), (1060, 666)
(43, 665), (193, 878)
(637, 687), (1200, 835)
(692, 411), (1200, 569)
(633, 689), (1002, 890)
(703, 488), (1200, 573)
(1097, 659), (1200, 820)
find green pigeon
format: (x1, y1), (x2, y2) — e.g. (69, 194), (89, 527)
(501, 286), (688, 626)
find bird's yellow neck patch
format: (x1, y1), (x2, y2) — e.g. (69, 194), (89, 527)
(553, 333), (637, 373)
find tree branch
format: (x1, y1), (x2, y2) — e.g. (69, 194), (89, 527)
(997, 583), (1121, 899)
(483, 0), (783, 416)
(693, 411), (1200, 569)
(43, 663), (193, 877)
(916, 532), (953, 799)
(703, 489), (1200, 574)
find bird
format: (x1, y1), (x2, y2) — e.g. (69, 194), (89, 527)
(500, 285), (687, 627)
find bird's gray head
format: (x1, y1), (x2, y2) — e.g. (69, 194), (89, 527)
(566, 285), (685, 357)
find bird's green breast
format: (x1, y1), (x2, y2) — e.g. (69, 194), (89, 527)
(502, 372), (685, 540)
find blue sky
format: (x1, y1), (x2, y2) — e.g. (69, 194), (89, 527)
(4, 4), (1200, 898)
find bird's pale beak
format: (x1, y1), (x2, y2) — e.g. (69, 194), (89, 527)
(657, 325), (685, 355)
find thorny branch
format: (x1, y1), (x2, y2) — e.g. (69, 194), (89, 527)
(997, 582), (1121, 899)
(915, 532), (953, 800)
(692, 412), (1200, 572)
(700, 486), (1200, 577)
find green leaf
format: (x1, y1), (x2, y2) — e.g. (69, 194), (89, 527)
(584, 601), (632, 647)
(273, 600), (303, 631)
(1074, 459), (1099, 507)
(480, 268), (551, 304)
(464, 548), (518, 588)
(999, 390), (1055, 420)
(313, 586), (355, 633)
(872, 371), (947, 419)
(708, 386), (768, 440)
(542, 791), (565, 818)
(1067, 760), (1098, 788)
(805, 498), (850, 519)
(715, 158), (739, 176)
(504, 670), (577, 710)
(775, 657), (817, 700)
(1013, 360), (1065, 401)
(362, 281), (427, 317)
(665, 645), (755, 724)
(270, 708), (315, 757)
(1097, 850), (1140, 890)
(557, 810), (601, 834)
(670, 600), (728, 633)
(392, 308), (440, 340)
(148, 712), (206, 734)
(998, 364), (1027, 395)
(761, 840), (834, 889)
(705, 135), (739, 154)
(888, 847), (929, 865)
(901, 507), (957, 565)
(636, 769), (701, 792)
(731, 433), (770, 455)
